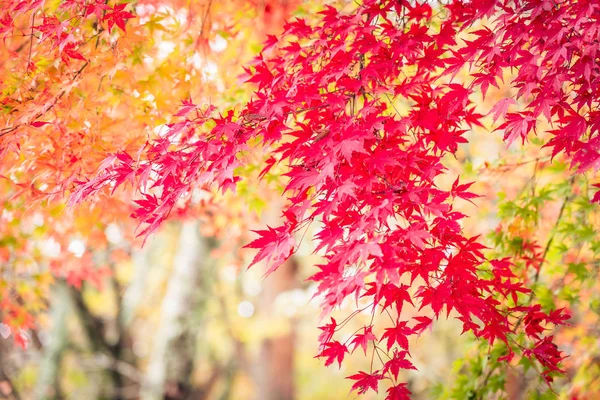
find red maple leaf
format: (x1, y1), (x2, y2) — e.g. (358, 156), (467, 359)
(84, 0), (111, 20)
(489, 97), (516, 123)
(174, 99), (198, 117)
(244, 225), (296, 275)
(317, 341), (348, 368)
(380, 321), (413, 351)
(103, 3), (135, 33)
(386, 383), (412, 400)
(61, 42), (86, 64)
(591, 184), (600, 204)
(411, 316), (433, 335)
(347, 371), (380, 395)
(383, 350), (417, 379)
(350, 326), (377, 355)
(451, 178), (480, 203)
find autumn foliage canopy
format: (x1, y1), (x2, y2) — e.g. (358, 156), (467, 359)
(2, 0), (600, 399)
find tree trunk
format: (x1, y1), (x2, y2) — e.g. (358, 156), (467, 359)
(0, 331), (21, 400)
(35, 283), (70, 399)
(506, 368), (526, 400)
(120, 245), (150, 327)
(255, 257), (298, 400)
(141, 220), (215, 400)
(69, 283), (126, 399)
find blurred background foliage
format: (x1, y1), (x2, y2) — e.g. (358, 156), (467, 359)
(0, 0), (599, 399)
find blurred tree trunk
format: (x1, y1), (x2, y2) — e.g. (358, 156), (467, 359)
(0, 335), (21, 400)
(35, 283), (70, 399)
(120, 246), (150, 327)
(142, 220), (215, 400)
(256, 257), (298, 400)
(506, 369), (526, 400)
(63, 243), (145, 399)
(69, 283), (127, 399)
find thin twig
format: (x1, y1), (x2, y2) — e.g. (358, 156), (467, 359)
(0, 62), (89, 139)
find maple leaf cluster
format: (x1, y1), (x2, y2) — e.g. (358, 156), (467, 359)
(0, 0), (138, 348)
(449, 0), (600, 177)
(0, 0), (133, 68)
(0, 0), (287, 347)
(66, 0), (600, 397)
